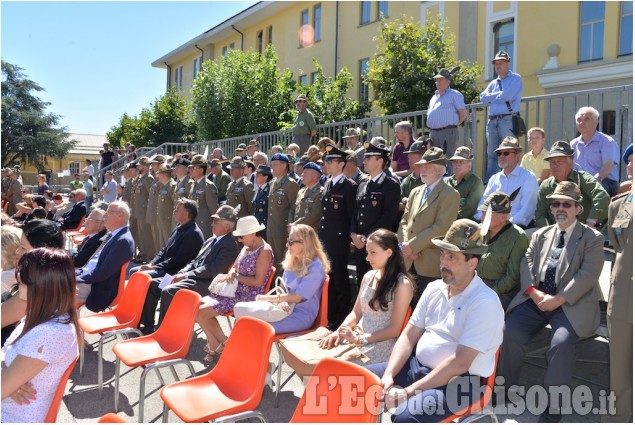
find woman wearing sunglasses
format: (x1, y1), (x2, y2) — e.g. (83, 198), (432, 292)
(255, 224), (330, 334)
(1, 248), (80, 422)
(197, 215), (273, 362)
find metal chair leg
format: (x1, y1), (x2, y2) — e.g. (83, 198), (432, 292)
(154, 367), (166, 386)
(139, 367), (150, 423)
(275, 343), (282, 408)
(169, 365), (179, 381)
(97, 334), (106, 398)
(114, 357), (121, 411)
(162, 403), (169, 423)
(79, 334), (85, 377)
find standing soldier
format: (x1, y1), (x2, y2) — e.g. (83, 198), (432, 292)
(123, 162), (138, 245)
(171, 157), (195, 229)
(226, 156), (255, 219)
(291, 94), (317, 155)
(290, 162), (324, 231)
(267, 153), (299, 274)
(156, 164), (177, 249)
(5, 169), (23, 216)
(350, 142), (401, 287)
(252, 165), (272, 228)
(146, 163), (163, 258)
(149, 154), (165, 178)
(133, 157), (155, 262)
(188, 154), (219, 240)
(208, 159), (231, 203)
(319, 145), (358, 330)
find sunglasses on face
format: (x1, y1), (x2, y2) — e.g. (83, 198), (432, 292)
(287, 239), (303, 246)
(496, 151), (515, 157)
(550, 201), (575, 209)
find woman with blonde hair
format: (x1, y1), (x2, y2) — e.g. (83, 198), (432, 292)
(255, 224), (330, 334)
(1, 226), (22, 293)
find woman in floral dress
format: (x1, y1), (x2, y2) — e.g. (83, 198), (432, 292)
(197, 216), (273, 361)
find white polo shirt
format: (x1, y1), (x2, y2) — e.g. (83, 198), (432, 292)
(410, 273), (504, 377)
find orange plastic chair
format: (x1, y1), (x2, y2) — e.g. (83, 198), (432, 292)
(272, 275), (330, 407)
(97, 413), (128, 423)
(44, 356), (79, 423)
(76, 260), (129, 311)
(160, 316), (275, 423)
(289, 357), (382, 423)
(111, 289), (202, 422)
(224, 266), (276, 330)
(64, 214), (86, 233)
(440, 347), (501, 423)
(78, 272), (152, 398)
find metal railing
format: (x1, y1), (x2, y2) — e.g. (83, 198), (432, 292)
(101, 85), (633, 180)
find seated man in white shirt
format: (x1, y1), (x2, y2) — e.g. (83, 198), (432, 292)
(367, 219), (504, 422)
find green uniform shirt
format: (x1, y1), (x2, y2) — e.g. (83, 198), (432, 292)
(400, 173), (424, 199)
(535, 169), (610, 227)
(476, 223), (529, 296)
(292, 109), (317, 136)
(444, 172), (484, 220)
(69, 181), (83, 190)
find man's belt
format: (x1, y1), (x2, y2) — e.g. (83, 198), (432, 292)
(428, 125), (458, 131)
(488, 113), (513, 120)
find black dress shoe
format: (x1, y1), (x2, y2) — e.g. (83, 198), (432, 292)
(539, 411), (562, 423)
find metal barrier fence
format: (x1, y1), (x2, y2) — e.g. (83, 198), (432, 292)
(99, 85), (633, 181)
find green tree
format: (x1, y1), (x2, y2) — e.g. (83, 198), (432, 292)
(193, 45), (295, 140)
(107, 90), (197, 148)
(365, 16), (483, 115)
(1, 60), (76, 169)
(280, 59), (371, 130)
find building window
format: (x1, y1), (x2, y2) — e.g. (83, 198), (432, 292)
(257, 30), (263, 54)
(314, 4), (322, 42)
(174, 66), (183, 90)
(310, 72), (319, 85)
(300, 9), (309, 47)
(602, 110), (616, 135)
(579, 1), (605, 62)
(299, 75), (308, 86)
(378, 1), (388, 19)
(267, 25), (273, 45)
(230, 42), (235, 50)
(193, 57), (199, 80)
(359, 58), (370, 102)
(222, 46), (228, 56)
(619, 1), (633, 56)
(492, 20), (514, 78)
(361, 1), (371, 25)
(69, 162), (80, 176)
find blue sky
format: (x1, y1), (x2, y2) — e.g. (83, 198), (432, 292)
(1, 0), (255, 135)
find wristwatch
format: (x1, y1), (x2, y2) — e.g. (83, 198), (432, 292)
(357, 333), (369, 346)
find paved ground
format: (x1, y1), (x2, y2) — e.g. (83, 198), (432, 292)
(55, 260), (615, 423)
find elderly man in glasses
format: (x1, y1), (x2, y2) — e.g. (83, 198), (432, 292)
(474, 136), (538, 229)
(498, 181), (604, 422)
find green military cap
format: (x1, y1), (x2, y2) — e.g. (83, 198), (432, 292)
(229, 156), (246, 169)
(415, 146), (447, 166)
(189, 154), (207, 167)
(343, 127), (361, 139)
(449, 146), (474, 161)
(137, 156), (151, 166)
(495, 136), (523, 152)
(211, 204), (239, 222)
(404, 141), (427, 155)
(478, 191), (511, 213)
(544, 140), (574, 160)
(546, 181), (582, 203)
(149, 154), (166, 164)
(157, 164), (172, 174)
(432, 218), (488, 255)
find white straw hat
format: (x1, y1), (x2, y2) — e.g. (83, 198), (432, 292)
(233, 216), (265, 237)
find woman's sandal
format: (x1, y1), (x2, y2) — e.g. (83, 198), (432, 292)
(203, 340), (226, 363)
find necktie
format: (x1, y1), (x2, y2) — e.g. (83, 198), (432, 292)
(420, 187), (431, 207)
(541, 231), (566, 295)
(195, 238), (216, 267)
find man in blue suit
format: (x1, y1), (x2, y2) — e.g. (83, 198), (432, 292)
(130, 199), (204, 279)
(59, 189), (88, 230)
(140, 205), (239, 332)
(76, 201), (135, 312)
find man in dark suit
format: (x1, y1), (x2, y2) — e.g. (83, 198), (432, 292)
(252, 165), (272, 228)
(76, 201), (135, 312)
(59, 189), (87, 230)
(140, 205), (239, 332)
(498, 181), (604, 422)
(129, 199), (204, 279)
(71, 208), (108, 268)
(319, 145), (357, 330)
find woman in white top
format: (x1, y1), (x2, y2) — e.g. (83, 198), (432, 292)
(318, 229), (413, 364)
(1, 248), (80, 423)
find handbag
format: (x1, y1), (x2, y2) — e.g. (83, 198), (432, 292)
(496, 79), (526, 138)
(234, 277), (295, 323)
(278, 326), (370, 379)
(208, 273), (238, 298)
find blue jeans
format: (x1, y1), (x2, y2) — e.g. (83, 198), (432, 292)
(485, 115), (515, 182)
(367, 353), (482, 422)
